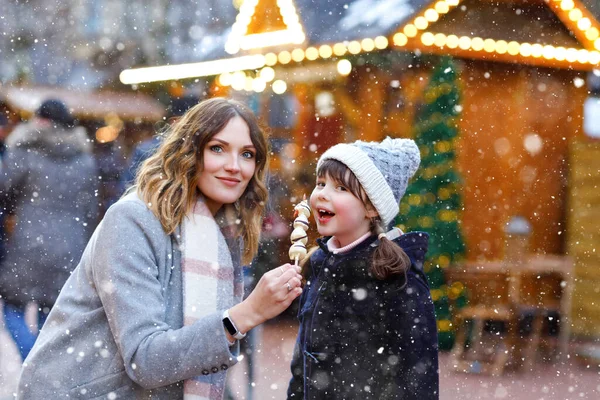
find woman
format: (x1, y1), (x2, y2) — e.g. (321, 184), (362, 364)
(17, 98), (303, 399)
(0, 99), (98, 361)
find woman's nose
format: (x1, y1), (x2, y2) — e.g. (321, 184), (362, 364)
(224, 154), (240, 173)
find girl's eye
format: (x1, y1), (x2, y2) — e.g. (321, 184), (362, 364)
(336, 185), (347, 191)
(210, 145), (223, 153)
(316, 182), (325, 188)
(242, 150), (255, 159)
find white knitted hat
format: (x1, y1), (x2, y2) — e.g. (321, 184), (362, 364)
(317, 137), (420, 226)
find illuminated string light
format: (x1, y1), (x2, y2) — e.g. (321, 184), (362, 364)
(392, 0), (600, 69)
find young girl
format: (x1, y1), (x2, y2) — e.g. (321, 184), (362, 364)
(17, 98), (303, 399)
(287, 138), (439, 399)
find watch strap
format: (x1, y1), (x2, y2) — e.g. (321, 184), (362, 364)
(222, 309), (246, 340)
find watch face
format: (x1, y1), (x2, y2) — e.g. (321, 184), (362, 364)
(223, 317), (237, 336)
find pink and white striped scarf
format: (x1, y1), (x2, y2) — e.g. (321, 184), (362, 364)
(181, 197), (243, 400)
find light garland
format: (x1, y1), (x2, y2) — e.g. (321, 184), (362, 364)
(120, 0), (600, 85)
(392, 0), (600, 67)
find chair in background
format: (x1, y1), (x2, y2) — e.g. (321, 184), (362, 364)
(447, 268), (516, 376)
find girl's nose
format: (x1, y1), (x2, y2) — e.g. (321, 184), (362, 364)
(317, 188), (329, 200)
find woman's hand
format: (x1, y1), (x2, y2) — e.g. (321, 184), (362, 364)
(227, 263), (302, 336)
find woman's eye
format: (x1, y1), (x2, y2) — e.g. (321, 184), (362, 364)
(210, 145), (223, 153)
(242, 151), (255, 159)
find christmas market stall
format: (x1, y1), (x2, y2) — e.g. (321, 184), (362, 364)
(120, 0), (600, 364)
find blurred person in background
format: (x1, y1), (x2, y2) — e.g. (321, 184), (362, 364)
(0, 103), (17, 263)
(0, 99), (99, 361)
(123, 95), (199, 187)
(94, 135), (127, 216)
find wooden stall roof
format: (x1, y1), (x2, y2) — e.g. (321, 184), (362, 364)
(140, 0), (600, 80)
(0, 85), (165, 121)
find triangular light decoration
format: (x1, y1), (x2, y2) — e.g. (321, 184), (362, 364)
(225, 0), (306, 54)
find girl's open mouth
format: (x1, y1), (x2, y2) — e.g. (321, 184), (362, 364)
(317, 208), (335, 223)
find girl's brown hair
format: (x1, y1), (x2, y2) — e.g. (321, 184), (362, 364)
(316, 159), (410, 280)
(136, 97), (269, 264)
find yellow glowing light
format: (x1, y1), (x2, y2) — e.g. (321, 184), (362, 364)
(374, 36), (389, 49)
(589, 51), (600, 64)
(252, 78), (266, 93)
(595, 38), (600, 51)
(435, 1), (449, 13)
(319, 45), (333, 58)
(393, 33), (408, 46)
(471, 37), (484, 51)
(577, 49), (590, 63)
(446, 0), (460, 6)
(578, 17), (592, 31)
(531, 43), (544, 58)
(333, 43), (347, 56)
(458, 36), (471, 50)
(95, 126), (119, 143)
(225, 0), (306, 54)
(337, 59), (352, 76)
(361, 38), (375, 52)
(291, 48), (305, 62)
(542, 45), (555, 60)
(424, 9), (439, 22)
(414, 16), (428, 30)
(119, 55), (266, 84)
(495, 40), (508, 54)
(259, 67), (275, 82)
(239, 30), (305, 51)
(265, 53), (278, 66)
(560, 0), (574, 11)
(348, 41), (362, 54)
(507, 41), (520, 55)
(231, 71), (246, 91)
(244, 76), (254, 92)
(404, 24), (418, 38)
(434, 33), (447, 47)
(585, 27), (599, 41)
(554, 46), (567, 61)
(303, 47), (317, 61)
(446, 35), (459, 49)
(519, 42), (532, 57)
(272, 80), (287, 94)
(566, 48), (579, 62)
(483, 38), (495, 53)
(421, 32), (435, 46)
(278, 51), (292, 64)
(569, 8), (582, 22)
(218, 72), (232, 86)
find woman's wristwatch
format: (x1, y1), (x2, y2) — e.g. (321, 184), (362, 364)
(222, 309), (246, 340)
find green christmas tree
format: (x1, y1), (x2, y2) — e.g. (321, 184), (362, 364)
(396, 56), (467, 350)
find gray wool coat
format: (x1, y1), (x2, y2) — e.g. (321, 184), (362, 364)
(0, 119), (98, 306)
(16, 193), (240, 399)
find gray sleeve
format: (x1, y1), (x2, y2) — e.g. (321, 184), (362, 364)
(0, 148), (28, 206)
(91, 200), (239, 389)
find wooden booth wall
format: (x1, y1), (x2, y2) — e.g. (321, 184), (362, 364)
(285, 60), (587, 261)
(457, 62), (587, 260)
(251, 58), (587, 262)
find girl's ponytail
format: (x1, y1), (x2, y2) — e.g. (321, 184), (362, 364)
(371, 221), (411, 281)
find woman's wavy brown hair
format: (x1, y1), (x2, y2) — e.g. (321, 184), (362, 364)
(136, 97), (269, 264)
(316, 159), (410, 280)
